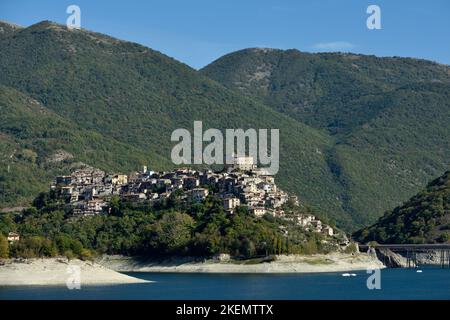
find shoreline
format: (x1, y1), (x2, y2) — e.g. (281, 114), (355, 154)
(0, 257), (151, 287)
(0, 253), (385, 286)
(98, 253), (385, 274)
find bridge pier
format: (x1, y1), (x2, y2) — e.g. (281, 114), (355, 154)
(442, 249), (450, 268)
(406, 249), (418, 268)
(448, 250), (450, 268)
(359, 244), (450, 269)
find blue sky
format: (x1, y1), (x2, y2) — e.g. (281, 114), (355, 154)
(1, 0), (449, 69)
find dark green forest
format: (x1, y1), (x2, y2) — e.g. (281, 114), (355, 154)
(354, 171), (450, 244)
(0, 191), (338, 260)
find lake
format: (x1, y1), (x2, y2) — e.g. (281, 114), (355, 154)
(1, 268), (449, 300)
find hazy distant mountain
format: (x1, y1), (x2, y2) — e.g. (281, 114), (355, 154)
(354, 171), (450, 244)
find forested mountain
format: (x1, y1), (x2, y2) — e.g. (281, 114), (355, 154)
(0, 21), (346, 226)
(201, 48), (450, 228)
(354, 171), (450, 244)
(0, 21), (449, 230)
(0, 21), (22, 39)
(200, 48), (450, 135)
(0, 84), (169, 206)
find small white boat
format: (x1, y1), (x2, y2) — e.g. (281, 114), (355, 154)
(416, 270), (423, 273)
(342, 273), (351, 277)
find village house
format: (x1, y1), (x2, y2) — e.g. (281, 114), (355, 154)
(73, 199), (108, 216)
(148, 192), (159, 200)
(122, 193), (146, 202)
(56, 175), (72, 185)
(184, 177), (200, 189)
(112, 174), (128, 186)
(272, 209), (285, 218)
(171, 177), (184, 188)
(50, 163), (335, 241)
(71, 167), (105, 185)
(60, 186), (73, 196)
(289, 195), (300, 206)
(310, 220), (323, 232)
(258, 182), (276, 193)
(298, 214), (315, 227)
(7, 232), (20, 243)
(157, 178), (172, 189)
(70, 190), (80, 203)
(323, 225), (334, 236)
(250, 207), (266, 217)
(231, 155), (256, 171)
(223, 197), (240, 214)
(191, 188), (209, 203)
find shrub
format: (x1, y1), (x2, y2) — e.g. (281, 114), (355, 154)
(437, 233), (450, 243)
(0, 234), (9, 258)
(344, 243), (358, 254)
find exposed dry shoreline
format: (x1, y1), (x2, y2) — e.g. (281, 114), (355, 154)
(0, 253), (385, 286)
(98, 253), (385, 273)
(0, 258), (151, 286)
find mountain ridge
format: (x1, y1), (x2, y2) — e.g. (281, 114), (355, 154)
(200, 46), (450, 227)
(0, 20), (353, 228)
(0, 20), (448, 230)
(200, 48), (450, 135)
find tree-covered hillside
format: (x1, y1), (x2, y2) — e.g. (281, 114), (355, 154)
(332, 83), (450, 226)
(0, 192), (341, 259)
(353, 171), (450, 244)
(0, 21), (22, 39)
(0, 84), (171, 206)
(0, 21), (350, 227)
(201, 48), (450, 228)
(200, 48), (450, 135)
(1, 21), (449, 230)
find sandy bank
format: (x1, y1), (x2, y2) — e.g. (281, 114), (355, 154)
(0, 258), (151, 286)
(98, 253), (385, 273)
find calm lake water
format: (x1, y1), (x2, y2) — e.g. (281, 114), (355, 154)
(1, 268), (450, 300)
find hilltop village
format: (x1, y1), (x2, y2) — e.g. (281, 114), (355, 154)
(52, 156), (334, 237)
